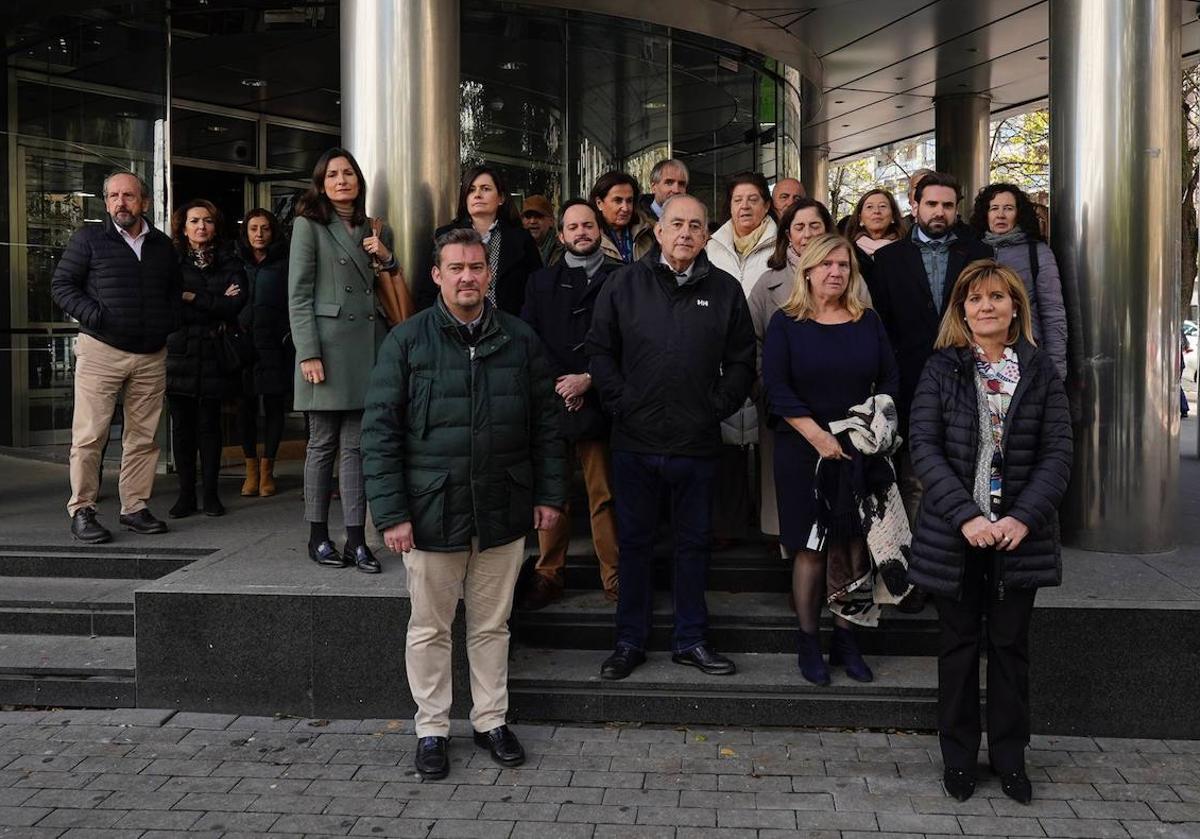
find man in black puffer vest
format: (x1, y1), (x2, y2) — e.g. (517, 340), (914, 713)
(586, 194), (755, 681)
(362, 228), (566, 782)
(51, 171), (181, 543)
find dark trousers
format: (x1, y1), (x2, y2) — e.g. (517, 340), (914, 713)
(169, 395), (223, 499)
(933, 551), (1037, 773)
(238, 394), (286, 459)
(612, 450), (717, 653)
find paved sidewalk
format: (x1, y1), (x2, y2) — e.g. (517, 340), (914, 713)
(0, 710), (1196, 838)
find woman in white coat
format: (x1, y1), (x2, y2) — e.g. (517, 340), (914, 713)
(705, 172), (777, 543)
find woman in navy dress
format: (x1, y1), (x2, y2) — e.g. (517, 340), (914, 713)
(762, 233), (899, 686)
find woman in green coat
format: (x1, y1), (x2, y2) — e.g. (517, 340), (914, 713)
(288, 147), (395, 573)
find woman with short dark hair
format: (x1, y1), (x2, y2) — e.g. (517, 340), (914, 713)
(166, 199), (246, 518)
(909, 260), (1072, 805)
(235, 208), (291, 498)
(590, 170), (655, 265)
(413, 166), (542, 314)
(289, 147), (394, 573)
(969, 183), (1069, 380)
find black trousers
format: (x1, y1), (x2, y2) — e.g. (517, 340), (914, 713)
(169, 395), (223, 499)
(932, 550), (1037, 773)
(238, 394), (286, 460)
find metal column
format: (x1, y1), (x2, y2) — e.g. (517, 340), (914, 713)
(934, 93), (990, 208)
(341, 0), (460, 290)
(800, 144), (828, 205)
(1050, 0), (1180, 552)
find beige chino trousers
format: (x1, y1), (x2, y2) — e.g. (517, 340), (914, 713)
(67, 334), (167, 516)
(403, 536), (526, 738)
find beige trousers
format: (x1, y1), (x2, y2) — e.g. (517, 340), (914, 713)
(403, 536), (526, 737)
(68, 334), (167, 516)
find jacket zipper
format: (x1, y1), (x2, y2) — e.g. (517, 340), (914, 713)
(468, 343), (478, 536)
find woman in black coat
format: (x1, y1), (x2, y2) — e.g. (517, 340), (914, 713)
(235, 208), (292, 499)
(166, 199), (247, 518)
(908, 259), (1072, 806)
(414, 165), (542, 315)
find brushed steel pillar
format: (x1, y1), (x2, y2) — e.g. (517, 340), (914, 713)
(341, 0), (459, 290)
(934, 93), (990, 208)
(800, 144), (828, 205)
(1050, 0), (1180, 552)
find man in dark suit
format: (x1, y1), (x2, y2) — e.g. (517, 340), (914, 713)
(867, 171), (993, 520)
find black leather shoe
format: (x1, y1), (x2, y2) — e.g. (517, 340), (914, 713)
(995, 767), (1033, 804)
(472, 725), (525, 767)
(202, 495), (225, 517)
(600, 646), (646, 681)
(413, 736), (449, 780)
(70, 508), (112, 544)
(168, 496), (196, 519)
(118, 508), (168, 535)
(309, 540), (348, 567)
(347, 544), (381, 574)
(671, 644), (736, 676)
(943, 767), (977, 802)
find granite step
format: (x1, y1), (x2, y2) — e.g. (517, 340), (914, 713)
(0, 577), (140, 636)
(0, 544), (207, 580)
(0, 633), (136, 708)
(508, 647), (943, 729)
(511, 589), (940, 655)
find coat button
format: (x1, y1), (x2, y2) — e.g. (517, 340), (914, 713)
(348, 314), (355, 321)
(345, 285), (353, 292)
(367, 314), (374, 321)
(339, 257), (347, 265)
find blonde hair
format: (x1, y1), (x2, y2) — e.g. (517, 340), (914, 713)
(934, 259), (1036, 349)
(780, 233), (871, 322)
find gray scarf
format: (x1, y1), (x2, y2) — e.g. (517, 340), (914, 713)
(982, 229), (1028, 248)
(564, 248), (605, 281)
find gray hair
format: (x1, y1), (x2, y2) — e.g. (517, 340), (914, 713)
(658, 193), (708, 227)
(102, 170), (150, 200)
(432, 227), (487, 267)
(649, 158), (689, 185)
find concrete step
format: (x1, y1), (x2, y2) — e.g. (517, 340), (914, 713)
(512, 589), (939, 655)
(0, 544), (207, 580)
(0, 577), (139, 636)
(507, 647), (941, 729)
(0, 633), (136, 708)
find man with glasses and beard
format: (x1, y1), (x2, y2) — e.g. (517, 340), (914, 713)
(51, 171), (181, 543)
(517, 199), (624, 610)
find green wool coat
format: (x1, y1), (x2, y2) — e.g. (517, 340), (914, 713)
(361, 300), (568, 552)
(288, 215), (393, 411)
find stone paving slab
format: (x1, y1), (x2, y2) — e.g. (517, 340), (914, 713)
(0, 709), (1197, 838)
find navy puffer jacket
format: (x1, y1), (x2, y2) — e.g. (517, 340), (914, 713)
(907, 340), (1072, 599)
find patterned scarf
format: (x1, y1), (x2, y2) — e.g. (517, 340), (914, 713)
(972, 344), (1020, 517)
(188, 245), (215, 271)
(482, 221), (502, 305)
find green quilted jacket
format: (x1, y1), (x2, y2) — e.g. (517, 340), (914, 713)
(361, 299), (567, 552)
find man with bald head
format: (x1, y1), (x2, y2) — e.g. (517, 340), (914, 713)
(771, 177), (805, 217)
(587, 193), (755, 681)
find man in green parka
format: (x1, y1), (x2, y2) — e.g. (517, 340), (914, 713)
(362, 228), (567, 781)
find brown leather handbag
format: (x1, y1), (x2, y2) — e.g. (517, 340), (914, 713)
(369, 218), (415, 327)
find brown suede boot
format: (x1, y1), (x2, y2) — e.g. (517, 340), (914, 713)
(240, 458), (259, 497)
(258, 458), (277, 497)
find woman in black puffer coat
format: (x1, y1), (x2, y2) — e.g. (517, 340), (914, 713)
(166, 199), (247, 519)
(235, 209), (292, 499)
(908, 259), (1071, 807)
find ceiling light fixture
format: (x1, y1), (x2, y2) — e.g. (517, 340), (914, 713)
(241, 78), (267, 88)
(205, 125), (229, 134)
(499, 61), (526, 71)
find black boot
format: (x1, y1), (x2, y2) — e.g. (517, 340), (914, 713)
(200, 433), (224, 517)
(829, 625), (874, 682)
(796, 628), (830, 686)
(169, 458), (197, 519)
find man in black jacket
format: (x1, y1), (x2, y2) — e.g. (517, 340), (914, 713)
(519, 199), (623, 609)
(51, 171), (181, 543)
(868, 171), (993, 522)
(586, 193), (755, 680)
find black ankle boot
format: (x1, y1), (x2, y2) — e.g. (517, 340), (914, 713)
(796, 629), (830, 685)
(829, 626), (874, 682)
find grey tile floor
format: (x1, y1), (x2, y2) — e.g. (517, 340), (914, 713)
(0, 709), (1197, 838)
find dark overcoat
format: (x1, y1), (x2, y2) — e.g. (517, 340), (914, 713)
(166, 248), (247, 399)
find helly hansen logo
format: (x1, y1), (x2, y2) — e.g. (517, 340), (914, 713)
(696, 299), (710, 307)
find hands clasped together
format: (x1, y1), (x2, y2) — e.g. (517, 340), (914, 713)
(960, 515), (1029, 551)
